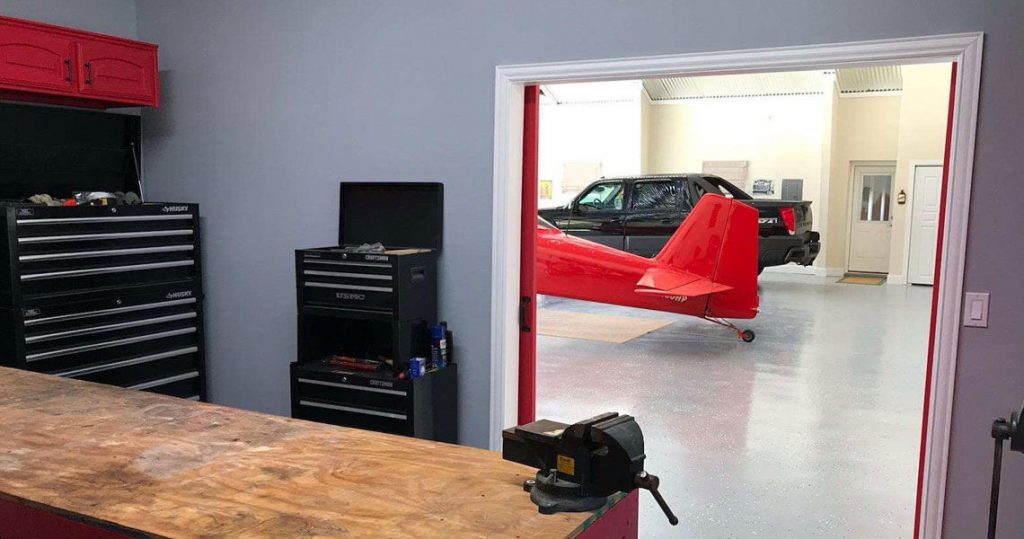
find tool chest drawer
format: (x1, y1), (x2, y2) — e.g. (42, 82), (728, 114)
(296, 247), (437, 322)
(290, 361), (457, 442)
(293, 369), (410, 414)
(295, 399), (411, 436)
(1, 203), (200, 305)
(0, 203), (206, 401)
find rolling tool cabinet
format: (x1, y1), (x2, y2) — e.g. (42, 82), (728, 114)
(0, 202), (206, 400)
(290, 182), (457, 442)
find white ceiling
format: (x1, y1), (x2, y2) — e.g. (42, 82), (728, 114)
(541, 66), (904, 104)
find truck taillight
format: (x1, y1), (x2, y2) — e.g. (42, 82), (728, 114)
(780, 207), (796, 235)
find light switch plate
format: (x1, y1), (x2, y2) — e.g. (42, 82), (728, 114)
(963, 292), (990, 328)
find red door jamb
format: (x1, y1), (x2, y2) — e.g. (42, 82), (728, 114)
(518, 85), (541, 425)
(912, 61), (958, 538)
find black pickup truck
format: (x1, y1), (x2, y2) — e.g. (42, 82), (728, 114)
(538, 174), (820, 273)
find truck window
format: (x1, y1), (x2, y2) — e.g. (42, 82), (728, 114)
(631, 181), (677, 210)
(577, 181), (624, 211)
(700, 176), (753, 200)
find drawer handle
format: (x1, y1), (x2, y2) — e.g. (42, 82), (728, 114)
(299, 400), (407, 421)
(26, 327), (197, 362)
(129, 371), (199, 391)
(26, 312), (197, 344)
(303, 259), (392, 269)
(24, 298), (196, 326)
(17, 214), (193, 225)
(84, 62), (92, 85)
(18, 229), (193, 244)
(64, 58), (72, 82)
(21, 260), (194, 281)
(304, 282), (393, 293)
(57, 347), (198, 378)
(20, 244), (194, 262)
(297, 378), (407, 397)
(302, 270), (393, 281)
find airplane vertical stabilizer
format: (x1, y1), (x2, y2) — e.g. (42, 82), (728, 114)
(653, 194), (759, 317)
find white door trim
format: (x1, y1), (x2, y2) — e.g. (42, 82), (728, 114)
(901, 161), (945, 284)
(490, 32), (983, 539)
(847, 163), (897, 274)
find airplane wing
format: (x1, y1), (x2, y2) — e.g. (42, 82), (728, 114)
(634, 266), (733, 299)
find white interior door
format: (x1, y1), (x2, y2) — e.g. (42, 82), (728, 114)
(908, 165), (943, 285)
(848, 166), (895, 274)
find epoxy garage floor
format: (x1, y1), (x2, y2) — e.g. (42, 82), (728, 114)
(536, 273), (932, 538)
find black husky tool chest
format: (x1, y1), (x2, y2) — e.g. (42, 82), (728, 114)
(291, 183), (456, 442)
(0, 203), (206, 400)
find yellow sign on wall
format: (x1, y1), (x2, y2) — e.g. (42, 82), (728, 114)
(539, 180), (553, 200)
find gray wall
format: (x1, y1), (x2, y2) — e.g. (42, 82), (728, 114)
(11, 0), (1020, 535)
(0, 0), (136, 38)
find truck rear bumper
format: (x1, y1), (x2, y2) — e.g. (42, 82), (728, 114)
(759, 231), (821, 268)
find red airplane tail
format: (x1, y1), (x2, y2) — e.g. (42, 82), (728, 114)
(653, 194), (759, 318)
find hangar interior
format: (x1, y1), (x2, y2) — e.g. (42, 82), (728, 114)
(1, 2), (1021, 538)
(534, 63), (951, 537)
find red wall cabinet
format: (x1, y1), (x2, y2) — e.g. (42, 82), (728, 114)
(0, 15), (158, 108)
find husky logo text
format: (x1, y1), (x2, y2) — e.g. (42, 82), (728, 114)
(162, 205), (189, 213)
(166, 291), (194, 299)
(336, 292), (366, 301)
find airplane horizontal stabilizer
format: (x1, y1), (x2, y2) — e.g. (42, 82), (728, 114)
(634, 267), (733, 298)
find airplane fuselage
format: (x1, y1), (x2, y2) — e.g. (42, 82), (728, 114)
(536, 227), (712, 317)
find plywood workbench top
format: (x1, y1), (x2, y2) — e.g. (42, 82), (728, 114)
(0, 367), (607, 538)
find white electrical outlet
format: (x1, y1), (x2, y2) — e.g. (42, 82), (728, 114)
(963, 292), (990, 328)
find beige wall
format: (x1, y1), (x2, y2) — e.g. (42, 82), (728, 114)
(539, 99), (642, 207)
(642, 94), (827, 230)
(889, 63), (953, 280)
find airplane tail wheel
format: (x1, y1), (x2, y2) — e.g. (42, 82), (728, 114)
(740, 330), (755, 343)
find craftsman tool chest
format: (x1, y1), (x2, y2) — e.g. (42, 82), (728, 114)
(0, 203), (206, 400)
(296, 246), (437, 322)
(291, 182), (456, 442)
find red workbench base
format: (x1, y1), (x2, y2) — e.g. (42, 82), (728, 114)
(0, 496), (129, 539)
(0, 488), (639, 538)
(577, 490), (640, 539)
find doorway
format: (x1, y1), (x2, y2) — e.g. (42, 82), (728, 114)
(490, 34), (982, 539)
(848, 164), (896, 274)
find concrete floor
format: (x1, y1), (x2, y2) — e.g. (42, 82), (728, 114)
(536, 273), (932, 538)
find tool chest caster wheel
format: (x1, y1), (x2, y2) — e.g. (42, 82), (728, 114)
(741, 330), (755, 342)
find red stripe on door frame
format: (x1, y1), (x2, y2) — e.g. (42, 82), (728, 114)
(518, 85), (540, 425)
(913, 61), (958, 538)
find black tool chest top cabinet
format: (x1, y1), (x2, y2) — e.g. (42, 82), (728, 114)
(290, 182), (456, 443)
(0, 203), (206, 400)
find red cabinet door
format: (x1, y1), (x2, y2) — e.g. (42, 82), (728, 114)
(76, 37), (158, 106)
(0, 20), (76, 95)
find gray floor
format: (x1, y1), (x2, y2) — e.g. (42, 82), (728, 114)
(536, 273), (932, 538)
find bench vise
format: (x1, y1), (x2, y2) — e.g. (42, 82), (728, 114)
(502, 412), (678, 525)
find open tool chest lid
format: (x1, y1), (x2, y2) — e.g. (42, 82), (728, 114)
(338, 182), (443, 251)
(0, 103), (142, 201)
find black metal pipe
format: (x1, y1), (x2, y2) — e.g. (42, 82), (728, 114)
(989, 435), (1004, 539)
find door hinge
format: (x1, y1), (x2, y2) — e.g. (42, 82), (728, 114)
(519, 296), (532, 333)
